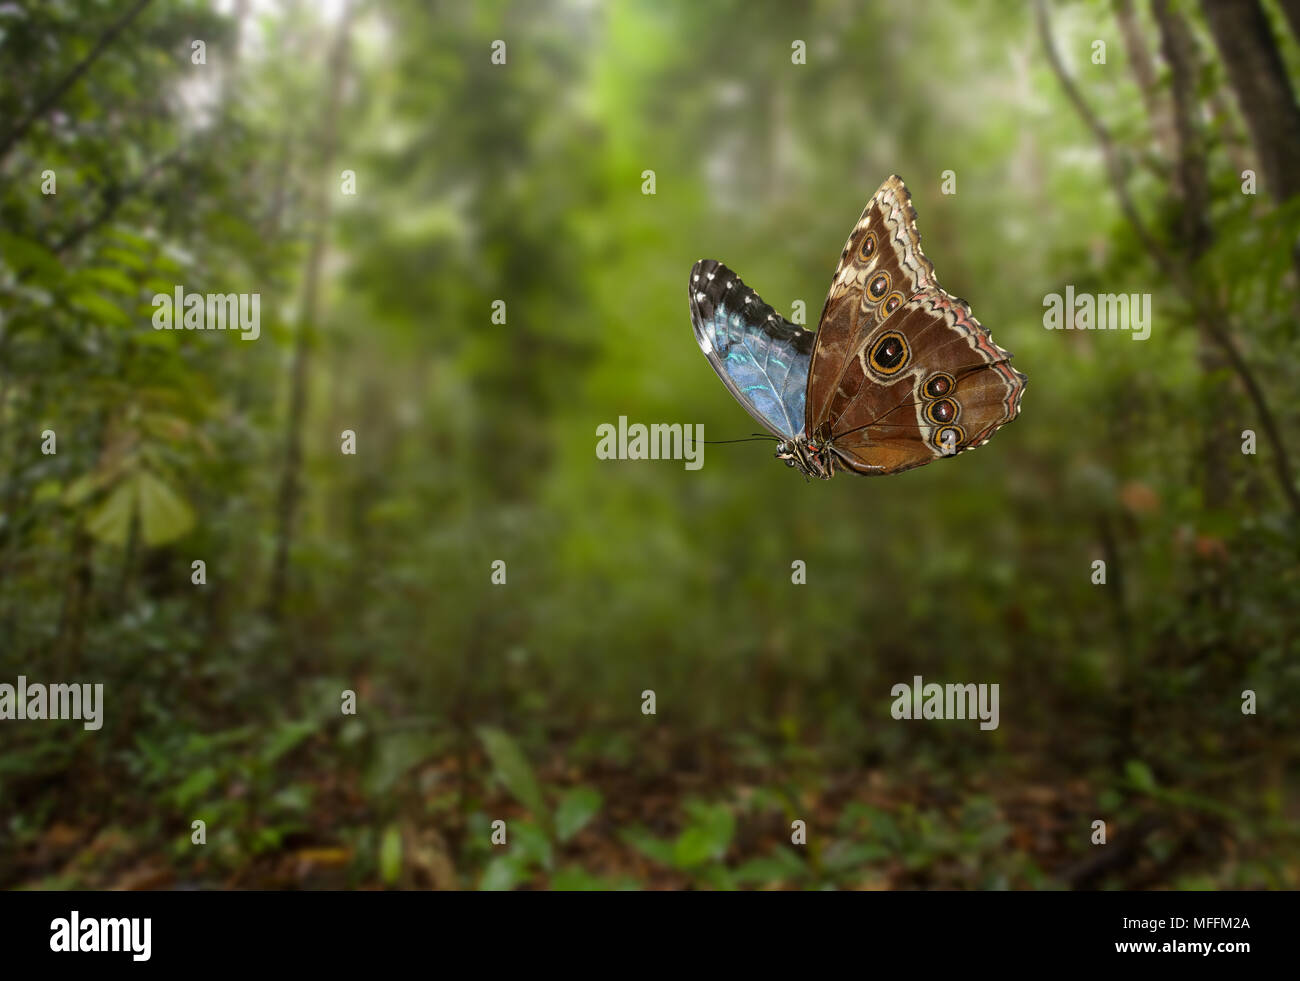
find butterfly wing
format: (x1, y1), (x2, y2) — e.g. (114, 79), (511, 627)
(688, 258), (814, 440)
(804, 175), (1025, 475)
(805, 175), (937, 433)
(823, 288), (1027, 475)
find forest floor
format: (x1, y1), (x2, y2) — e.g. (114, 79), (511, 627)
(8, 726), (1237, 891)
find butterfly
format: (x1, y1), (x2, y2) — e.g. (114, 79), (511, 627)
(688, 175), (1026, 479)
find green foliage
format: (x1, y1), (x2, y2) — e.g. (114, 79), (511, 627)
(472, 728), (609, 888)
(477, 727), (550, 833)
(554, 787), (603, 844)
(622, 799), (738, 886)
(379, 825), (403, 887)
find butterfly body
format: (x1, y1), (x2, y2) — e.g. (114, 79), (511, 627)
(774, 435), (836, 480)
(689, 176), (1026, 479)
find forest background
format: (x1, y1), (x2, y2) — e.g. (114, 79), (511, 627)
(1, 0), (1298, 890)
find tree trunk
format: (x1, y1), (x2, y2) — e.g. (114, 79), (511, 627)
(1112, 0), (1175, 161)
(55, 525), (95, 676)
(1199, 0), (1300, 202)
(1154, 0), (1233, 512)
(267, 4), (354, 621)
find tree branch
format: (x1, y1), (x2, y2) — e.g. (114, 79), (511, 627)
(4, 148), (187, 291)
(1112, 0), (1175, 162)
(267, 0), (355, 623)
(0, 0), (154, 162)
(51, 148), (186, 256)
(1154, 0), (1231, 510)
(1035, 1), (1176, 278)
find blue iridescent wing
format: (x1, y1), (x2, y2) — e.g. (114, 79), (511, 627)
(688, 259), (814, 440)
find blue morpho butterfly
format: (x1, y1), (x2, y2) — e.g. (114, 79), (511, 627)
(689, 175), (1026, 479)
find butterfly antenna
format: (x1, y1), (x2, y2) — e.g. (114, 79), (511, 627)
(703, 433), (781, 444)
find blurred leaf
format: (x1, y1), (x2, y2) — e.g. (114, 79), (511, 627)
(479, 854), (526, 891)
(98, 246), (150, 272)
(673, 801), (734, 869)
(554, 786), (602, 843)
(732, 848), (808, 885)
(1125, 760), (1157, 793)
(79, 267), (137, 296)
(70, 291), (132, 327)
(366, 732), (443, 796)
(171, 766), (219, 809)
(379, 825), (402, 886)
(260, 720), (317, 766)
(85, 476), (137, 546)
(510, 821), (554, 871)
(620, 826), (677, 867)
(32, 479), (62, 504)
(476, 726), (548, 831)
(136, 470), (195, 545)
(821, 840), (889, 872)
(0, 230), (61, 279)
(270, 784), (313, 814)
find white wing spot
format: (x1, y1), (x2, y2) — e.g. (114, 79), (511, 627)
(707, 272), (715, 280)
(694, 291), (705, 302)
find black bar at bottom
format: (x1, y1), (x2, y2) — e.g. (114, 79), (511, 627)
(0, 889), (1279, 968)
